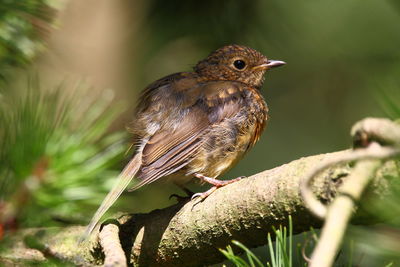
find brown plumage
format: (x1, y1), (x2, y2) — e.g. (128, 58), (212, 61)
(81, 44), (285, 241)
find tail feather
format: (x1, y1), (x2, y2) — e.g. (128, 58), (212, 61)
(79, 152), (142, 243)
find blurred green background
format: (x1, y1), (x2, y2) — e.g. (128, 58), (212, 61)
(34, 0), (400, 172)
(1, 0), (400, 265)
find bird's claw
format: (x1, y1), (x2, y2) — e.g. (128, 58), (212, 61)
(190, 192), (203, 200)
(191, 186), (218, 202)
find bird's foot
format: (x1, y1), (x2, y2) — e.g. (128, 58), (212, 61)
(191, 186), (218, 201)
(191, 174), (245, 203)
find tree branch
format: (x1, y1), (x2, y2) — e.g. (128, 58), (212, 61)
(3, 151), (399, 266)
(1, 150), (398, 266)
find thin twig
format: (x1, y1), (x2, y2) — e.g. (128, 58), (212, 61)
(300, 144), (400, 219)
(309, 152), (381, 267)
(301, 234), (312, 264)
(305, 117), (400, 267)
(351, 118), (400, 147)
(99, 223), (127, 267)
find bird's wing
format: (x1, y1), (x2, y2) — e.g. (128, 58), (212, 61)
(129, 80), (246, 190)
(80, 80), (246, 242)
(129, 107), (210, 190)
(80, 73), (197, 242)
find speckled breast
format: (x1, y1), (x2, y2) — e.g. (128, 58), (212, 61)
(186, 86), (268, 179)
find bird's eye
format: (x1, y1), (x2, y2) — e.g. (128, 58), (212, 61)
(233, 59), (246, 70)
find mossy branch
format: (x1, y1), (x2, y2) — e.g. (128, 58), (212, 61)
(2, 147), (398, 266)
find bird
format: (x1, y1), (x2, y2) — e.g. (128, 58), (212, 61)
(80, 44), (285, 241)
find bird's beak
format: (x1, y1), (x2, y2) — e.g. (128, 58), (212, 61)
(253, 59), (286, 71)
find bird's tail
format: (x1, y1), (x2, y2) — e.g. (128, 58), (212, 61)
(79, 152), (142, 243)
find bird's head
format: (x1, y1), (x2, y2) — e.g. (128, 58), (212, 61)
(194, 44), (286, 89)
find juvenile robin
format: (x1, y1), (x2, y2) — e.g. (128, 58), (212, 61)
(81, 44), (285, 240)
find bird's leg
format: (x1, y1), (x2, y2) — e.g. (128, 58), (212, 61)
(169, 184), (195, 203)
(191, 173), (244, 201)
(194, 173), (244, 187)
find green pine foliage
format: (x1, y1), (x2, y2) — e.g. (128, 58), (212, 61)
(0, 0), (62, 78)
(0, 82), (128, 227)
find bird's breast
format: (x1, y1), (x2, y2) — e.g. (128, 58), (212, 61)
(186, 87), (268, 178)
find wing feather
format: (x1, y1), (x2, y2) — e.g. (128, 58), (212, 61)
(130, 108), (210, 190)
(131, 81), (246, 190)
